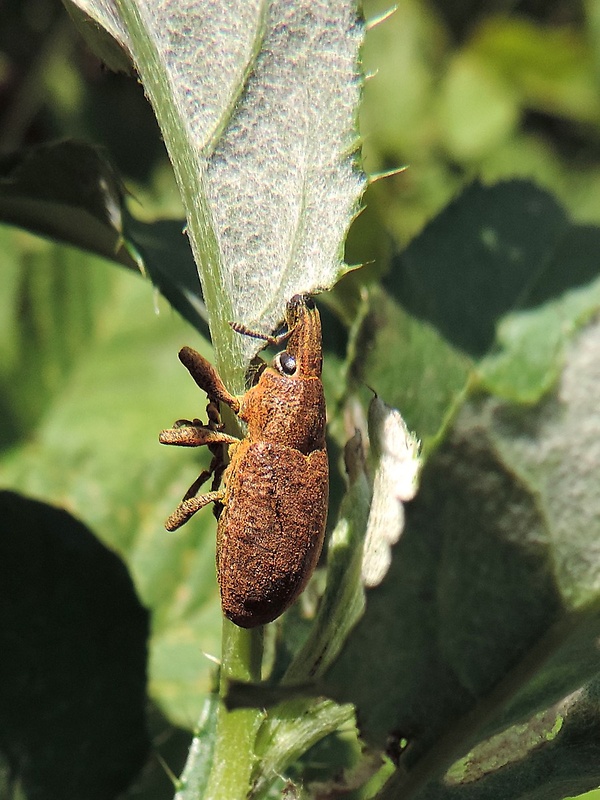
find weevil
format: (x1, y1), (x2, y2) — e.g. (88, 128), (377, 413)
(159, 295), (328, 628)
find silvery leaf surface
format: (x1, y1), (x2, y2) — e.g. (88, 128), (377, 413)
(64, 0), (366, 380)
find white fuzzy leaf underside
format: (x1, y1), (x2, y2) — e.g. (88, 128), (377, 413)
(67, 0), (365, 363)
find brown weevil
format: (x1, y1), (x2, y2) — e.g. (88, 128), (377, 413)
(159, 295), (328, 628)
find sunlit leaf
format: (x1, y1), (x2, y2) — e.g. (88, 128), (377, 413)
(65, 0), (366, 377)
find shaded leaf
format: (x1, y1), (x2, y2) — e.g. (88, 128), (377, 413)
(389, 180), (600, 403)
(0, 140), (136, 269)
(121, 704), (192, 800)
(63, 0), (135, 74)
(0, 491), (149, 799)
(390, 181), (569, 357)
(0, 140), (208, 336)
(123, 211), (209, 339)
(478, 231), (600, 402)
(325, 317), (600, 798)
(418, 684), (600, 800)
(350, 289), (472, 446)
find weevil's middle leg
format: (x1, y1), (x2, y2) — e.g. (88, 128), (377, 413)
(159, 425), (238, 448)
(181, 465), (214, 502)
(162, 433), (233, 526)
(165, 490), (224, 532)
(180, 438), (231, 500)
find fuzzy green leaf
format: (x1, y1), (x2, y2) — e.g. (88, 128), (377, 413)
(64, 0), (366, 378)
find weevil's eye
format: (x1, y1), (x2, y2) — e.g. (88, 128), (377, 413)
(274, 351), (297, 376)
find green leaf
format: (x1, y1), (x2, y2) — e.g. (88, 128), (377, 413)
(0, 140), (208, 336)
(471, 16), (600, 125)
(0, 140), (136, 269)
(324, 317), (600, 799)
(0, 226), (115, 445)
(390, 180), (600, 403)
(0, 491), (148, 799)
(65, 0), (366, 377)
(0, 246), (222, 727)
(350, 289), (472, 447)
(438, 52), (518, 162)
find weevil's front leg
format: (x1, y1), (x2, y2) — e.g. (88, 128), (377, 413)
(159, 424), (238, 448)
(165, 490), (224, 532)
(179, 347), (240, 413)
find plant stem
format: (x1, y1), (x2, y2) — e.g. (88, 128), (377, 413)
(202, 620), (265, 800)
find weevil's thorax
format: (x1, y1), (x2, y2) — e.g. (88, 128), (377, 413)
(239, 296), (326, 454)
(241, 371), (325, 453)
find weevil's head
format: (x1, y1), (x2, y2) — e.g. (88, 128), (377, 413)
(272, 294), (322, 380)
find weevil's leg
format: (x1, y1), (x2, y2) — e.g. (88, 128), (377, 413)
(211, 452), (228, 492)
(206, 401), (223, 430)
(181, 467), (213, 501)
(179, 347), (240, 414)
(180, 439), (227, 501)
(182, 437), (234, 501)
(165, 490), (224, 532)
(159, 426), (238, 447)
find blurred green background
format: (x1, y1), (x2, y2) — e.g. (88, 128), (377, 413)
(1, 0), (600, 798)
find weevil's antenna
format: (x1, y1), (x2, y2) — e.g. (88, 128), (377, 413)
(229, 321), (291, 347)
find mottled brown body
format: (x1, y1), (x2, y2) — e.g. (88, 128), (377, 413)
(159, 295), (328, 628)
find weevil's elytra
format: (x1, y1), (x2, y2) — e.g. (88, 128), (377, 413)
(159, 295), (328, 628)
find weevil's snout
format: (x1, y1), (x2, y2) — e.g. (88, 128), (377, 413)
(286, 294), (314, 325)
(287, 293), (315, 312)
(285, 294), (322, 377)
